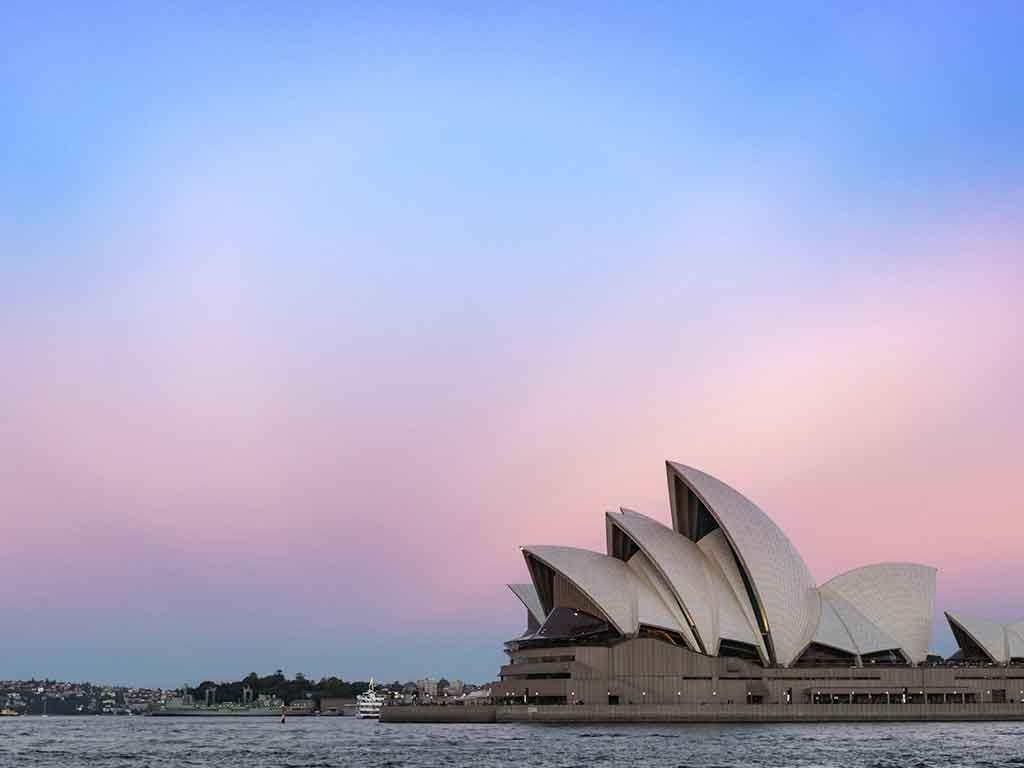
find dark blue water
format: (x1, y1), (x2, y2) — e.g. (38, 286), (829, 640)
(3, 716), (1023, 767)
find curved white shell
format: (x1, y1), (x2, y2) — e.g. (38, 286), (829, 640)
(822, 563), (937, 664)
(669, 463), (820, 666)
(946, 611), (1008, 663)
(605, 509), (715, 652)
(521, 545), (681, 637)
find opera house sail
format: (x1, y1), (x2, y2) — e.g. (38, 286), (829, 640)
(487, 461), (1024, 721)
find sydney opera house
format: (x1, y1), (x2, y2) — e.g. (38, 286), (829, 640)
(489, 462), (1024, 720)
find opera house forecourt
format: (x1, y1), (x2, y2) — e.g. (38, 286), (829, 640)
(385, 461), (1024, 723)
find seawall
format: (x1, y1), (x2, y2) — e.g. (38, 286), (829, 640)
(382, 703), (1024, 724)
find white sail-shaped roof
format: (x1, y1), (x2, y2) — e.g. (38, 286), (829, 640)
(605, 509), (714, 653)
(945, 615), (1024, 664)
(521, 545), (682, 637)
(824, 591), (903, 657)
(822, 563), (936, 664)
(522, 546), (634, 633)
(510, 461), (945, 669)
(708, 568), (763, 655)
(626, 551), (689, 636)
(668, 463), (820, 666)
(808, 591), (910, 661)
(507, 583), (546, 626)
(811, 593), (858, 655)
(946, 612), (1009, 664)
(697, 529), (767, 660)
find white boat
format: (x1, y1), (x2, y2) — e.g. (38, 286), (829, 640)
(355, 679), (384, 719)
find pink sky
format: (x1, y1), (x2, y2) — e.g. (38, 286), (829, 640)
(3, 198), (1021, 685)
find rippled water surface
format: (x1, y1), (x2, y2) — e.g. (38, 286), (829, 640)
(3, 716), (1024, 767)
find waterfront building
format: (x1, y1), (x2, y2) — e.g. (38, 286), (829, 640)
(285, 699), (317, 715)
(488, 461), (1024, 717)
(461, 688), (492, 705)
(417, 678), (439, 700)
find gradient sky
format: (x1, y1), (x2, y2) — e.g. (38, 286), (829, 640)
(2, 2), (1023, 687)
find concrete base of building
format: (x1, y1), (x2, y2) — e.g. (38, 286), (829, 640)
(382, 703), (1024, 723)
(497, 703), (1024, 723)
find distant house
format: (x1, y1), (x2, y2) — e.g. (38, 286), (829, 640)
(462, 688), (492, 706)
(416, 678), (439, 700)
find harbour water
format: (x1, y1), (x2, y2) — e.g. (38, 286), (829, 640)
(3, 716), (1023, 767)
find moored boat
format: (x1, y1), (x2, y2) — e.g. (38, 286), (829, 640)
(355, 679), (384, 719)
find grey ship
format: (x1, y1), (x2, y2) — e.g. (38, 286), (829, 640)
(152, 687), (297, 717)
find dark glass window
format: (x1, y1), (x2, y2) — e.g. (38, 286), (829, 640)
(610, 524), (640, 562)
(795, 643), (857, 667)
(675, 478), (720, 542)
(535, 607), (611, 640)
(861, 649), (908, 665)
(525, 555), (556, 616)
(638, 625), (689, 649)
(502, 673), (571, 680)
(718, 638), (763, 664)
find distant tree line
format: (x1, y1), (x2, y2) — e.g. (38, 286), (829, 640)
(187, 671), (407, 705)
